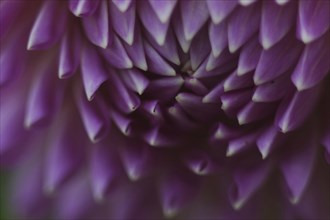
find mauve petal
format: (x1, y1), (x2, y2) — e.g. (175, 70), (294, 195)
(229, 160), (271, 210)
(275, 85), (322, 133)
(123, 23), (148, 71)
(144, 41), (176, 76)
(172, 12), (192, 53)
(183, 150), (221, 175)
(226, 129), (261, 157)
(228, 4), (260, 53)
(221, 89), (253, 114)
(212, 122), (248, 141)
(206, 0), (237, 25)
(180, 0), (209, 41)
(176, 92), (219, 122)
(138, 0), (169, 46)
(237, 37), (262, 76)
(208, 20), (228, 58)
(55, 176), (93, 220)
(120, 69), (149, 95)
(146, 29), (180, 65)
(296, 0), (330, 43)
(256, 125), (284, 159)
(75, 86), (109, 143)
(237, 101), (277, 125)
(280, 127), (317, 204)
(159, 171), (200, 218)
(291, 33), (330, 91)
(223, 70), (254, 92)
(0, 86), (27, 154)
(202, 81), (225, 103)
(0, 0), (26, 40)
(254, 34), (303, 85)
(239, 0), (258, 6)
(90, 141), (119, 201)
(111, 110), (133, 136)
(28, 0), (67, 50)
(167, 104), (199, 131)
(112, 0), (132, 13)
(0, 27), (27, 86)
(80, 45), (108, 101)
(44, 113), (84, 194)
(260, 0), (296, 49)
(58, 26), (81, 79)
(119, 140), (154, 181)
(183, 77), (208, 96)
(253, 74), (294, 102)
(145, 76), (184, 101)
(144, 126), (179, 147)
(107, 71), (141, 113)
(206, 49), (237, 71)
(69, 0), (100, 17)
(275, 0), (291, 5)
(149, 0), (177, 23)
(13, 160), (48, 219)
(110, 1), (135, 45)
(82, 0), (111, 48)
(100, 36), (133, 69)
(190, 27), (211, 70)
(25, 59), (66, 129)
(193, 57), (235, 78)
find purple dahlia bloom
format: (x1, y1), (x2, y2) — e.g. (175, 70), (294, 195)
(0, 0), (330, 219)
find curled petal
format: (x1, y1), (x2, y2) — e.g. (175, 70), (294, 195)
(82, 0), (111, 48)
(110, 1), (135, 45)
(28, 0), (67, 50)
(69, 0), (100, 17)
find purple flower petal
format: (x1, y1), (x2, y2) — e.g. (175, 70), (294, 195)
(138, 0), (169, 46)
(69, 0), (100, 17)
(228, 4), (260, 53)
(89, 141), (119, 201)
(80, 45), (108, 101)
(229, 160), (271, 209)
(58, 26), (81, 79)
(280, 127), (317, 204)
(82, 0), (111, 48)
(253, 74), (294, 102)
(100, 36), (133, 69)
(291, 33), (330, 91)
(275, 85), (322, 133)
(180, 0), (209, 41)
(149, 0), (177, 24)
(110, 1), (135, 45)
(123, 24), (148, 71)
(208, 20), (228, 58)
(296, 0), (330, 43)
(27, 1), (68, 50)
(260, 0), (296, 49)
(112, 0), (132, 13)
(144, 41), (176, 76)
(254, 34), (303, 85)
(206, 0), (237, 25)
(237, 37), (262, 76)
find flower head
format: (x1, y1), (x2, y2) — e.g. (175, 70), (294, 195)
(0, 0), (329, 219)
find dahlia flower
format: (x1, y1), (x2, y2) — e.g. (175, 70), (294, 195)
(0, 0), (329, 219)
